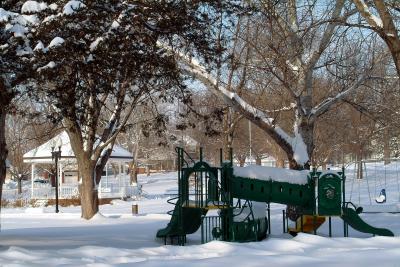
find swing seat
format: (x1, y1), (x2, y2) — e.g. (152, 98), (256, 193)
(375, 189), (386, 204)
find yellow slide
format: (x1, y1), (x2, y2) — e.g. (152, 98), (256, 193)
(289, 215), (326, 235)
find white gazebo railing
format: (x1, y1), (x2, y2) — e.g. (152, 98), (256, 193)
(2, 175), (140, 202)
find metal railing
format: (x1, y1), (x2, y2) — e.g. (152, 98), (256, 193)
(2, 183), (140, 202)
(201, 215), (223, 243)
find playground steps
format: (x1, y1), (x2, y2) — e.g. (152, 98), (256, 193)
(289, 215), (326, 234)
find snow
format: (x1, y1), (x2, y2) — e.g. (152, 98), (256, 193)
(0, 169), (399, 266)
(234, 201), (266, 221)
(37, 61), (56, 72)
(90, 37), (104, 51)
(48, 36), (65, 48)
(111, 20), (120, 29)
(21, 1), (47, 14)
(23, 131), (132, 163)
(63, 0), (86, 15)
(33, 41), (45, 52)
(21, 14), (39, 25)
(292, 119), (309, 165)
(356, 0), (383, 28)
(0, 8), (13, 23)
(234, 165), (310, 185)
(49, 4), (58, 10)
(5, 23), (28, 37)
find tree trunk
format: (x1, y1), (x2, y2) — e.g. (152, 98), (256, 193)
(239, 158), (245, 167)
(321, 163), (327, 171)
(79, 162), (99, 219)
(130, 163), (138, 185)
(298, 97), (314, 170)
(130, 138), (140, 185)
(276, 158), (285, 168)
(356, 149), (363, 180)
(17, 176), (22, 194)
(0, 107), (7, 209)
(223, 109), (233, 161)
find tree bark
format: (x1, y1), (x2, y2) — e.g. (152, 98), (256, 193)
(17, 176), (22, 194)
(222, 109), (233, 161)
(356, 149), (363, 179)
(0, 107), (7, 209)
(276, 158), (285, 168)
(129, 140), (140, 185)
(79, 161), (99, 219)
(353, 0), (400, 77)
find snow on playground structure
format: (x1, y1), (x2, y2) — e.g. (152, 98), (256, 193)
(157, 148), (394, 245)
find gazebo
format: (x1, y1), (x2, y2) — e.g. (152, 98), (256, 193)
(23, 131), (134, 199)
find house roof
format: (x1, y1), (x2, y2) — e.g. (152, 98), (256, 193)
(23, 131), (133, 164)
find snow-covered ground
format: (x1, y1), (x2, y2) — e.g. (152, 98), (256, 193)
(0, 170), (400, 266)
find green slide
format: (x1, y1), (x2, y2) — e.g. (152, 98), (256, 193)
(157, 200), (206, 238)
(341, 207), (394, 237)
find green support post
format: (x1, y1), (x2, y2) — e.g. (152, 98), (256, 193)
(342, 167), (347, 237)
(282, 210), (286, 233)
(267, 203), (271, 235)
(229, 147), (233, 166)
(329, 216), (332, 237)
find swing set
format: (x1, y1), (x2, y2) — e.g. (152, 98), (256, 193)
(348, 158), (400, 210)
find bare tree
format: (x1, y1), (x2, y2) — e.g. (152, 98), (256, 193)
(176, 0), (373, 169)
(352, 0), (400, 76)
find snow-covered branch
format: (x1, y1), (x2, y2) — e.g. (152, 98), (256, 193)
(306, 0), (345, 68)
(164, 44), (309, 165)
(310, 73), (369, 119)
(352, 0), (383, 29)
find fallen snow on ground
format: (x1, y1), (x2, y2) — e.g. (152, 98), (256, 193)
(0, 171), (399, 266)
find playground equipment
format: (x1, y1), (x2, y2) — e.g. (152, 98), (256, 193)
(375, 189), (386, 203)
(348, 159), (400, 206)
(157, 148), (394, 245)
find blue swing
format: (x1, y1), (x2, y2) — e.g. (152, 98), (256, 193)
(375, 189), (386, 204)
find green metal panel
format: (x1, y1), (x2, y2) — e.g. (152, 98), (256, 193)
(231, 177), (314, 208)
(230, 217), (268, 242)
(181, 168), (191, 203)
(318, 173), (342, 216)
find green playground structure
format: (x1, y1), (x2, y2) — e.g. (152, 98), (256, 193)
(156, 148), (394, 245)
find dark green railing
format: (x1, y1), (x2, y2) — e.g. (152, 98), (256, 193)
(201, 215), (223, 243)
